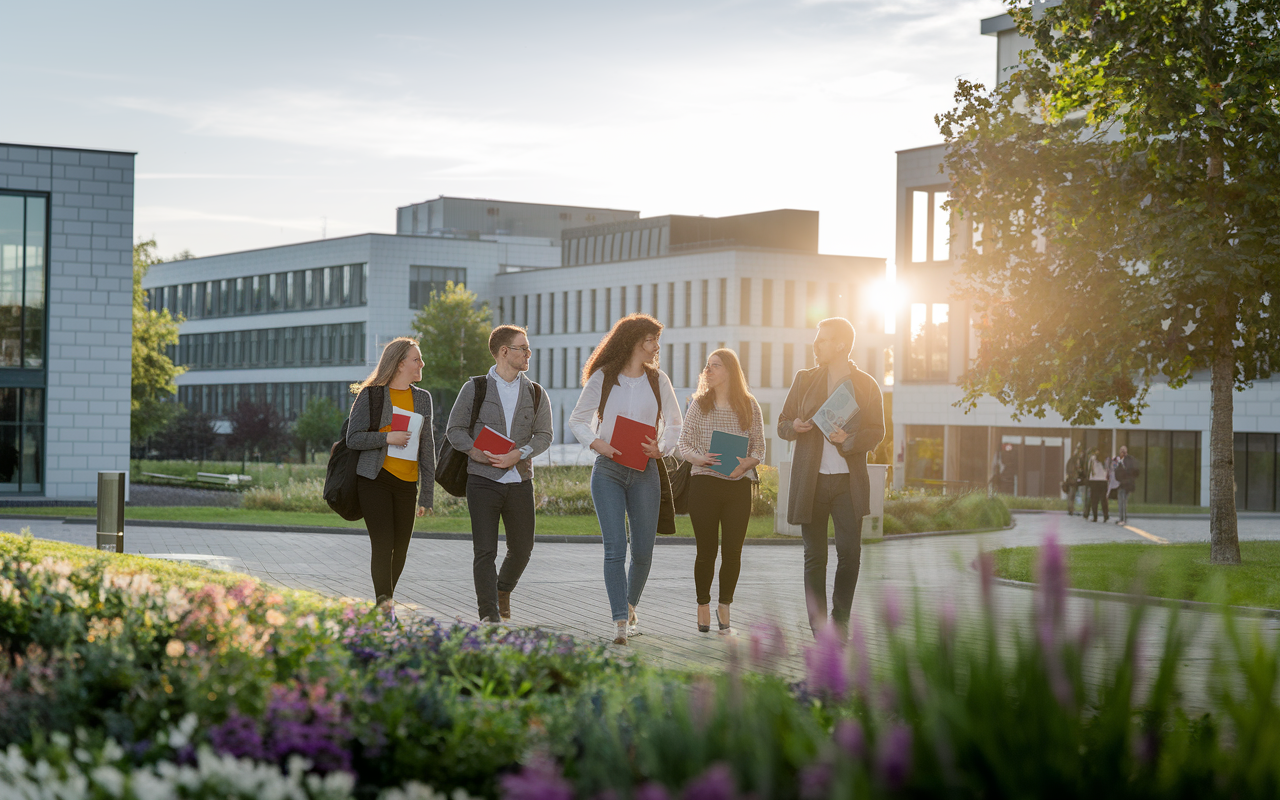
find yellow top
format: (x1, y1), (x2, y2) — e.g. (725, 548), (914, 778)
(379, 388), (419, 483)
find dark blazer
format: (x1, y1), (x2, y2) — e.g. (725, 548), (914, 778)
(1114, 454), (1140, 492)
(777, 362), (886, 525)
(346, 385), (435, 509)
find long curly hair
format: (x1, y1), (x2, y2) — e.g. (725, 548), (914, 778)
(350, 336), (419, 395)
(582, 313), (663, 394)
(689, 348), (755, 430)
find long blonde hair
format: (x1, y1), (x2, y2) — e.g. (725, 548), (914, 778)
(690, 348), (755, 430)
(350, 336), (420, 395)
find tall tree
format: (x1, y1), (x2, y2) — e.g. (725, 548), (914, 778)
(226, 400), (292, 461)
(937, 0), (1280, 564)
(293, 397), (347, 462)
(412, 280), (493, 433)
(131, 239), (186, 446)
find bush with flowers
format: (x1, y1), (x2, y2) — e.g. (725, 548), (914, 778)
(4, 529), (1280, 799)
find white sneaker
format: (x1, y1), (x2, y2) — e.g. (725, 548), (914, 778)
(611, 621), (628, 645)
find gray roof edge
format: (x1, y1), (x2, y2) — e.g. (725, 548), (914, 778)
(981, 13), (1016, 35)
(0, 141), (137, 156)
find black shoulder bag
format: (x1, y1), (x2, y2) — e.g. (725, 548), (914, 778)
(324, 388), (386, 521)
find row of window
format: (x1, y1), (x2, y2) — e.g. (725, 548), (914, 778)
(562, 225), (668, 266)
(409, 266), (466, 309)
(146, 264), (368, 320)
(171, 323), (365, 371)
(498, 278), (863, 336)
(177, 382), (354, 422)
(0, 192), (47, 370)
(0, 386), (44, 493)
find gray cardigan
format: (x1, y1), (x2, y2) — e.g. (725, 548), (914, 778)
(345, 385), (435, 508)
(777, 362), (886, 525)
(445, 373), (553, 482)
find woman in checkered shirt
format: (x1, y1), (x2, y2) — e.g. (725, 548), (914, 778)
(677, 348), (765, 633)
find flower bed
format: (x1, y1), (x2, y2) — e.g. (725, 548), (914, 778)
(3, 531), (1280, 799)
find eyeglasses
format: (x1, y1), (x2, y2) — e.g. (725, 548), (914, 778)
(505, 345), (531, 354)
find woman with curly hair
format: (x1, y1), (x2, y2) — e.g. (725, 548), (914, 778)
(569, 313), (682, 645)
(678, 348), (764, 634)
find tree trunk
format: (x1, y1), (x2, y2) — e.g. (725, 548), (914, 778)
(1208, 334), (1241, 565)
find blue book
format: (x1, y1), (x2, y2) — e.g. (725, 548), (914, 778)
(707, 430), (750, 477)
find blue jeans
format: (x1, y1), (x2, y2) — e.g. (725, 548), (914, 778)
(591, 455), (660, 623)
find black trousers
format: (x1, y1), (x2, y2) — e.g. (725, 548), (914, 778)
(358, 469), (417, 604)
(688, 474), (753, 605)
(1087, 479), (1110, 521)
(800, 473), (862, 634)
(467, 474), (536, 621)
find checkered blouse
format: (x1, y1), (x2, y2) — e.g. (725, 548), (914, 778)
(676, 397), (766, 480)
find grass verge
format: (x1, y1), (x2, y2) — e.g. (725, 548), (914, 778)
(999, 494), (1206, 514)
(0, 506), (783, 539)
(993, 540), (1280, 610)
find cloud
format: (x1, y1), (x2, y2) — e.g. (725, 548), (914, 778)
(137, 205), (326, 232)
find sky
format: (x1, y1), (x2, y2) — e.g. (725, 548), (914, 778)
(5, 0), (1008, 262)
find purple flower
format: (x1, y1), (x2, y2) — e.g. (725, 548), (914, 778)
(834, 719), (865, 760)
(976, 551), (995, 608)
(875, 724), (912, 790)
(798, 763), (832, 799)
(501, 755), (574, 800)
(804, 623), (848, 700)
(939, 600), (957, 645)
(682, 762), (737, 800)
(209, 713), (266, 761)
(748, 620), (787, 671)
(882, 586), (903, 632)
(1036, 531), (1068, 647)
(635, 783), (673, 800)
(848, 619), (872, 697)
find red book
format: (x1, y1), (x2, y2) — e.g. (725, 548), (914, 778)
(610, 415), (658, 471)
(390, 411), (411, 432)
(474, 425), (515, 455)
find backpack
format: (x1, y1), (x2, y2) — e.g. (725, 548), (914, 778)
(435, 376), (544, 498)
(324, 388), (386, 521)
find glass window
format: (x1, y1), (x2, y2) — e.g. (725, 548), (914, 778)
(740, 278), (751, 326)
(409, 266), (465, 309)
(740, 341), (751, 385)
(761, 342), (772, 389)
(911, 188), (952, 263)
(683, 342), (691, 388)
(905, 303), (949, 382)
(684, 281), (691, 328)
(906, 424), (945, 485)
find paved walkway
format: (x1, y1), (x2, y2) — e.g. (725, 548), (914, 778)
(9, 513), (1279, 699)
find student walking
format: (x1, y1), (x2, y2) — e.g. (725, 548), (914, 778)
(1086, 448), (1110, 522)
(446, 325), (553, 623)
(345, 337), (435, 615)
(1063, 447), (1086, 516)
(677, 349), (764, 634)
(1113, 445), (1140, 524)
(569, 314), (682, 645)
(778, 317), (885, 639)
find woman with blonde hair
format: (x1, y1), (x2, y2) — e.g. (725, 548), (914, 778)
(345, 336), (435, 616)
(678, 348), (764, 634)
(569, 314), (682, 645)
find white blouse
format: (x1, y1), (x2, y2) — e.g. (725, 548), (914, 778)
(569, 369), (683, 456)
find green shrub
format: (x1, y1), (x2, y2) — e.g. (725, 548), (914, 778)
(882, 492), (1010, 534)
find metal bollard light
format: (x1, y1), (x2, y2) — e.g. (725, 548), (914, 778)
(96, 471), (126, 553)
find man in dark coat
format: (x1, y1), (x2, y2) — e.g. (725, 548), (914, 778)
(1064, 446), (1086, 516)
(778, 317), (885, 637)
(1112, 445), (1140, 524)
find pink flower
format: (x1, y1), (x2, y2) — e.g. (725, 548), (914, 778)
(834, 719), (865, 759)
(747, 620), (787, 671)
(500, 755), (573, 800)
(682, 762), (737, 800)
(804, 623), (848, 700)
(875, 724), (912, 790)
(976, 551), (996, 609)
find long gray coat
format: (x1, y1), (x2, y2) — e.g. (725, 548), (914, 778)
(346, 385), (435, 509)
(445, 373), (553, 483)
(777, 362), (886, 525)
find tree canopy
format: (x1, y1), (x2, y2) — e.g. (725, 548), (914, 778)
(412, 280), (493, 435)
(937, 0), (1280, 563)
(131, 240), (186, 446)
(293, 397), (347, 462)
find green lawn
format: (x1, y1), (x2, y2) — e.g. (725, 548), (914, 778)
(994, 541), (1280, 610)
(999, 495), (1206, 514)
(0, 506), (784, 539)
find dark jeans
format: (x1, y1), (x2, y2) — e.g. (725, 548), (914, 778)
(1087, 480), (1109, 521)
(467, 474), (536, 621)
(688, 474), (752, 605)
(1117, 488), (1130, 523)
(358, 468), (417, 604)
(800, 473), (862, 634)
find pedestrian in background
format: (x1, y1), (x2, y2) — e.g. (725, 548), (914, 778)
(778, 317), (885, 639)
(677, 348), (764, 635)
(1113, 445), (1140, 525)
(446, 324), (553, 624)
(1085, 447), (1110, 523)
(1063, 446), (1086, 516)
(569, 314), (682, 645)
(345, 337), (435, 617)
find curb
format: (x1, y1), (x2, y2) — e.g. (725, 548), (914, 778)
(990, 574), (1280, 620)
(1009, 509), (1280, 521)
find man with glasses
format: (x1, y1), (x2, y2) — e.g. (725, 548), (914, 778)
(778, 317), (885, 639)
(446, 325), (553, 623)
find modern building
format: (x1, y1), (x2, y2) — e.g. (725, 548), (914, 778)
(144, 200), (889, 467)
(889, 8), (1279, 510)
(0, 143), (135, 501)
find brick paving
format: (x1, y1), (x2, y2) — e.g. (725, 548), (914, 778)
(8, 512), (1279, 697)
